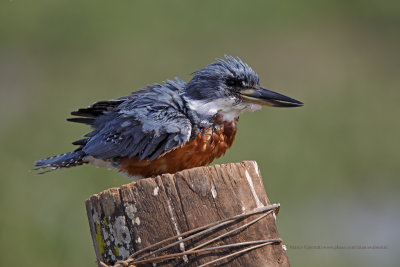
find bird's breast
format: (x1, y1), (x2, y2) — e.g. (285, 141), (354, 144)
(119, 119), (238, 179)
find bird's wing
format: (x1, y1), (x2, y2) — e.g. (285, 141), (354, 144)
(67, 99), (125, 125)
(80, 81), (192, 161)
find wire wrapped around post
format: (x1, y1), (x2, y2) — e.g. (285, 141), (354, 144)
(86, 161), (290, 266)
(102, 204), (281, 267)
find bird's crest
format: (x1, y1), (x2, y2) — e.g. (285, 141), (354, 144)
(191, 55), (260, 85)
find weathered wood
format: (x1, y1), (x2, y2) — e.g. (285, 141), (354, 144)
(86, 161), (289, 266)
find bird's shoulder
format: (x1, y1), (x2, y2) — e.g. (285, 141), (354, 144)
(117, 78), (188, 118)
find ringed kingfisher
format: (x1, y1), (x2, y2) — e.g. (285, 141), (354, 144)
(35, 55), (303, 179)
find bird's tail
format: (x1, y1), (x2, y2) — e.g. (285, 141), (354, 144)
(34, 150), (88, 174)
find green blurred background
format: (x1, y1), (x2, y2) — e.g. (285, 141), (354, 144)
(1, 1), (399, 266)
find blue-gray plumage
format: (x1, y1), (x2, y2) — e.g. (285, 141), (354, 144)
(35, 55), (303, 178)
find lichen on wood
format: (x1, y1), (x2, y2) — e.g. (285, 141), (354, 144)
(86, 161), (289, 266)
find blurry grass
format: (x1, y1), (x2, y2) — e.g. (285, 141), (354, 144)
(1, 1), (399, 266)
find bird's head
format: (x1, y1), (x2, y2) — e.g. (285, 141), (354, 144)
(184, 55), (303, 121)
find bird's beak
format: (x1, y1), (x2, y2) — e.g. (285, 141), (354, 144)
(239, 86), (303, 107)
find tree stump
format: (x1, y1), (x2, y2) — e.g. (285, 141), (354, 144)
(86, 161), (289, 266)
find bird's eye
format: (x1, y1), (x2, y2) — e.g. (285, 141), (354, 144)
(226, 79), (236, 86)
(226, 78), (245, 88)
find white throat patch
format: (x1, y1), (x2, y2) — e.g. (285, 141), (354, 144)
(187, 97), (261, 121)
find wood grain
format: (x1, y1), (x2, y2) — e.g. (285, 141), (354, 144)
(86, 161), (289, 266)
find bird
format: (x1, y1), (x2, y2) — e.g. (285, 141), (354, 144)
(35, 55), (303, 179)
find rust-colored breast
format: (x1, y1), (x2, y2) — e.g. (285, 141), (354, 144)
(119, 120), (237, 178)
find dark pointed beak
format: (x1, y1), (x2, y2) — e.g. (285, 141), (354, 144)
(239, 86), (303, 107)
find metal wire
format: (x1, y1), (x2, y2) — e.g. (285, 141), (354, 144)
(103, 203), (281, 267)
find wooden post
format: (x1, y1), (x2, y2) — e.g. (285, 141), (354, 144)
(86, 161), (289, 266)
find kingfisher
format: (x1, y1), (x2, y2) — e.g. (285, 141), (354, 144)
(35, 56), (303, 179)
